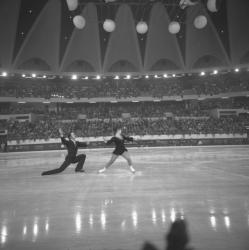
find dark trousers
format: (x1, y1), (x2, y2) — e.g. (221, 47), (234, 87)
(42, 154), (86, 175)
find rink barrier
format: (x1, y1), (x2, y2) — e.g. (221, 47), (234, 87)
(4, 133), (248, 152)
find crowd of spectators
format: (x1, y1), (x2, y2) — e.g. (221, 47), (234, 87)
(1, 71), (249, 141)
(5, 115), (249, 141)
(1, 97), (249, 119)
(0, 71), (249, 99)
(56, 101), (209, 119)
(1, 97), (249, 141)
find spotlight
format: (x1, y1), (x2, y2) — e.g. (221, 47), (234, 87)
(71, 74), (78, 80)
(200, 71), (206, 76)
(22, 74), (26, 78)
(145, 75), (149, 79)
(213, 70), (218, 75)
(82, 76), (88, 80)
(154, 75), (158, 78)
(32, 73), (36, 78)
(1, 72), (7, 77)
(235, 68), (239, 72)
(126, 75), (131, 79)
(43, 75), (47, 79)
(114, 75), (119, 80)
(172, 74), (176, 77)
(163, 74), (168, 78)
(96, 75), (101, 80)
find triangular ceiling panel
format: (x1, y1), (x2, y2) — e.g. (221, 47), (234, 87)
(185, 3), (230, 69)
(103, 4), (143, 73)
(144, 2), (185, 72)
(227, 0), (249, 65)
(60, 3), (101, 73)
(130, 4), (151, 64)
(207, 0), (230, 58)
(0, 0), (20, 69)
(96, 4), (117, 66)
(13, 0), (61, 72)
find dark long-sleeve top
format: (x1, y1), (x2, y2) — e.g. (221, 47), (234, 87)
(61, 137), (87, 159)
(106, 135), (133, 155)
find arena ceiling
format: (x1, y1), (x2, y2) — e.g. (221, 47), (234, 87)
(0, 0), (249, 76)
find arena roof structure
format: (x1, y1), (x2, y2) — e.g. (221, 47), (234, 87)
(0, 0), (249, 77)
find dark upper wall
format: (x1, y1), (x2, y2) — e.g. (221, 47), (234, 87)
(1, 0), (248, 74)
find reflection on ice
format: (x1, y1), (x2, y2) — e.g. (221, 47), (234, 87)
(32, 217), (39, 242)
(170, 208), (176, 223)
(45, 218), (49, 233)
(161, 209), (166, 224)
(210, 215), (217, 230)
(152, 209), (157, 225)
(1, 224), (7, 245)
(121, 220), (126, 231)
(89, 213), (94, 228)
(22, 224), (27, 237)
(75, 212), (82, 234)
(132, 209), (138, 228)
(224, 216), (230, 230)
(101, 210), (106, 230)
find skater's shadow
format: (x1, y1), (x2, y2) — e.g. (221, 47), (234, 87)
(140, 217), (194, 250)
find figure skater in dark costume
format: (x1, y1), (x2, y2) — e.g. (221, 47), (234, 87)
(98, 127), (136, 174)
(41, 128), (88, 176)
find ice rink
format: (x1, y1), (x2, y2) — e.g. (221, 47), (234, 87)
(0, 146), (249, 250)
